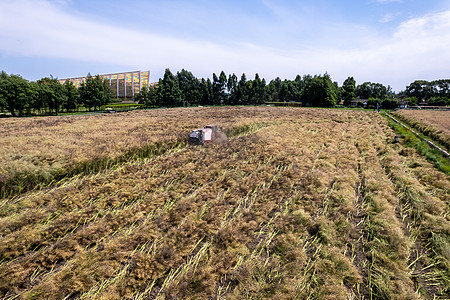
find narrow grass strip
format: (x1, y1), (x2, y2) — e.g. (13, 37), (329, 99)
(383, 114), (450, 175)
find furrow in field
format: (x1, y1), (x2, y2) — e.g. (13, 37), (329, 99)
(377, 136), (450, 299)
(295, 120), (366, 299)
(360, 114), (421, 299)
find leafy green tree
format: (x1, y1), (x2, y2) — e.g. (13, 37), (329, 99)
(79, 74), (112, 111)
(157, 69), (183, 107)
(367, 97), (381, 108)
(382, 99), (399, 109)
(266, 75), (312, 104)
(404, 80), (435, 101)
(279, 80), (300, 102)
(211, 71), (227, 105)
(294, 75), (307, 92)
(356, 82), (371, 99)
(136, 85), (158, 107)
(227, 74), (238, 105)
(212, 73), (220, 105)
(356, 82), (388, 100)
(37, 77), (66, 115)
(266, 77), (282, 102)
(0, 71), (32, 116)
(38, 84), (54, 114)
(342, 76), (356, 106)
(63, 80), (79, 112)
(433, 79), (450, 98)
(177, 69), (201, 106)
(357, 101), (365, 108)
(234, 73), (249, 105)
(403, 96), (418, 106)
(333, 81), (342, 103)
(219, 71), (228, 104)
(301, 74), (337, 107)
(0, 71), (8, 112)
(373, 83), (388, 100)
(26, 81), (43, 114)
(249, 74), (267, 105)
(0, 92), (5, 112)
(428, 96), (449, 106)
(198, 78), (212, 106)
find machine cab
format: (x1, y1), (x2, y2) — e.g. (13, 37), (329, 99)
(189, 125), (223, 145)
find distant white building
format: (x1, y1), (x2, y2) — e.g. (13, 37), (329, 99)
(59, 70), (151, 100)
(350, 99), (368, 108)
(398, 101), (409, 108)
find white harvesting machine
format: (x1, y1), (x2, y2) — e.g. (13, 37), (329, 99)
(189, 125), (225, 145)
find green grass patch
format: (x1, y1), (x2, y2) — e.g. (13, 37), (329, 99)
(101, 103), (144, 108)
(384, 114), (450, 175)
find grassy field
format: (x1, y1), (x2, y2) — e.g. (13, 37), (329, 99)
(392, 110), (450, 150)
(0, 107), (448, 299)
(0, 107), (274, 196)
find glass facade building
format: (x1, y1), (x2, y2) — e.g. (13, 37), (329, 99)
(59, 70), (150, 99)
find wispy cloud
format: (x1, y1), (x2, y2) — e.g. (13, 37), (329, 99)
(380, 12), (397, 23)
(0, 0), (449, 90)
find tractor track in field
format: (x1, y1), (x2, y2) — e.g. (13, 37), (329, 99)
(347, 158), (370, 299)
(378, 151), (442, 298)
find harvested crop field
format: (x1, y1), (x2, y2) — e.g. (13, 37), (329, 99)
(0, 107), (449, 299)
(392, 110), (450, 149)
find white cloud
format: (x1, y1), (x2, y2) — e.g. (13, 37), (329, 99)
(0, 0), (449, 90)
(379, 13), (396, 23)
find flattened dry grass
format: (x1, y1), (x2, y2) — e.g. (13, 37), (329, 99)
(0, 107), (448, 299)
(0, 107), (270, 196)
(392, 110), (450, 150)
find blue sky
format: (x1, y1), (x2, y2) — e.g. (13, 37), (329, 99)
(1, 0), (450, 91)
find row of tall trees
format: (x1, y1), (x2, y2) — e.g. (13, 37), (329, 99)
(136, 69), (342, 108)
(0, 72), (112, 116)
(402, 79), (450, 106)
(136, 69), (270, 107)
(137, 69), (421, 109)
(2, 69), (449, 117)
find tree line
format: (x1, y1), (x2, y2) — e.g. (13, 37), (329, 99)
(138, 69), (450, 108)
(136, 69), (344, 108)
(137, 69), (411, 109)
(0, 71), (111, 116)
(401, 79), (450, 106)
(1, 68), (449, 117)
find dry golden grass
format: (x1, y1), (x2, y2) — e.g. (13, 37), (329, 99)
(0, 107), (448, 299)
(393, 110), (450, 149)
(0, 107), (351, 196)
(395, 110), (450, 134)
